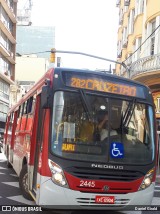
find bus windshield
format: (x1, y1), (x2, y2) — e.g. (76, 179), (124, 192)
(51, 91), (155, 164)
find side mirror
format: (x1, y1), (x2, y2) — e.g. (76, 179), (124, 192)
(41, 79), (52, 109)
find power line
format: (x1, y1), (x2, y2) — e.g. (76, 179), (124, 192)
(16, 51), (50, 56)
(123, 23), (160, 63)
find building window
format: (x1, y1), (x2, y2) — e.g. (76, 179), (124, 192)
(0, 102), (8, 118)
(0, 53), (12, 77)
(135, 0), (144, 16)
(122, 27), (128, 48)
(0, 30), (13, 53)
(141, 0), (144, 14)
(0, 79), (10, 100)
(132, 37), (142, 62)
(137, 37), (142, 59)
(128, 9), (135, 34)
(0, 31), (8, 49)
(117, 40), (122, 58)
(150, 20), (156, 55)
(119, 8), (124, 25)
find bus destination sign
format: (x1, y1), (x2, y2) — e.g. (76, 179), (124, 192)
(65, 73), (145, 98)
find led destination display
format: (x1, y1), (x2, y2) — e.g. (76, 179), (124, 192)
(64, 72), (145, 98)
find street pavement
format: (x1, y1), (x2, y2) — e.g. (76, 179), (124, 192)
(0, 151), (159, 214)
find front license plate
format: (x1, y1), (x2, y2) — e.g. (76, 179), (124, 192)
(95, 196), (115, 204)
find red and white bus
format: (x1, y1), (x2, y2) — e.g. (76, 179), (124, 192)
(4, 66), (157, 210)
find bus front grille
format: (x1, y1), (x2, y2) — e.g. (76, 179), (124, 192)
(66, 166), (143, 181)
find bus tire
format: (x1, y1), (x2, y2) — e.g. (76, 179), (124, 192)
(19, 165), (33, 201)
(6, 159), (12, 168)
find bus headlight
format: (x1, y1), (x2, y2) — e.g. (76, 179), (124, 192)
(139, 168), (154, 191)
(48, 159), (69, 188)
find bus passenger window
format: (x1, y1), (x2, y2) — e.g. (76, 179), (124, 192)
(21, 101), (28, 131)
(16, 106), (22, 131)
(8, 113), (14, 134)
(20, 102), (27, 131)
(25, 96), (36, 131)
(26, 97), (33, 114)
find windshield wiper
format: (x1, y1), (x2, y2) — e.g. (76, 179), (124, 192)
(122, 98), (136, 128)
(79, 89), (92, 121)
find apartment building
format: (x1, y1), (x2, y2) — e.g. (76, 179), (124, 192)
(0, 0), (17, 135)
(116, 0), (160, 127)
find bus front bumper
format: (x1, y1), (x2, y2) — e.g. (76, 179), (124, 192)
(36, 176), (155, 210)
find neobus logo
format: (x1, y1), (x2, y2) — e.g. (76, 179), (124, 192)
(91, 164), (124, 170)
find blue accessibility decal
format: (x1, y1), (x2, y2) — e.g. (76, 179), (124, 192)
(110, 142), (124, 158)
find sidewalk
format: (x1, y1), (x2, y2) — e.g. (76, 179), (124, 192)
(0, 151), (6, 161)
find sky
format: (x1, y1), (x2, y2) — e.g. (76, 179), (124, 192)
(20, 0), (119, 70)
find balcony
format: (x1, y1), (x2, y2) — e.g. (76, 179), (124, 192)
(129, 53), (160, 79)
(1, 0), (17, 23)
(0, 20), (16, 44)
(0, 43), (15, 64)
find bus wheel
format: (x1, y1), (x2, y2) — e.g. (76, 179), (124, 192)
(6, 159), (12, 168)
(19, 165), (33, 201)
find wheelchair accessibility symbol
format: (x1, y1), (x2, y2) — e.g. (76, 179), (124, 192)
(110, 142), (124, 158)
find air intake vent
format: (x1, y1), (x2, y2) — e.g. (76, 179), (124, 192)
(67, 166), (143, 182)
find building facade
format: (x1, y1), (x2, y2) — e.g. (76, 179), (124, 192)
(116, 0), (160, 127)
(16, 26), (55, 58)
(0, 0), (17, 135)
(10, 56), (49, 106)
(10, 25), (55, 105)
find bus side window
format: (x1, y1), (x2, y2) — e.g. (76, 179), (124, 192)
(8, 113), (14, 132)
(19, 102), (27, 131)
(25, 96), (36, 132)
(21, 101), (28, 131)
(7, 113), (14, 144)
(27, 97), (33, 114)
(16, 106), (21, 131)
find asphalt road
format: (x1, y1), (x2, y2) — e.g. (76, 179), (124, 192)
(0, 152), (159, 214)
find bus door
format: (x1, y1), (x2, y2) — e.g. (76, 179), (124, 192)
(10, 111), (18, 163)
(28, 94), (45, 196)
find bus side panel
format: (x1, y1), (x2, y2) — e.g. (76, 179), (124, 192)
(39, 109), (51, 177)
(13, 114), (32, 175)
(19, 116), (31, 160)
(29, 96), (40, 166)
(11, 112), (18, 150)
